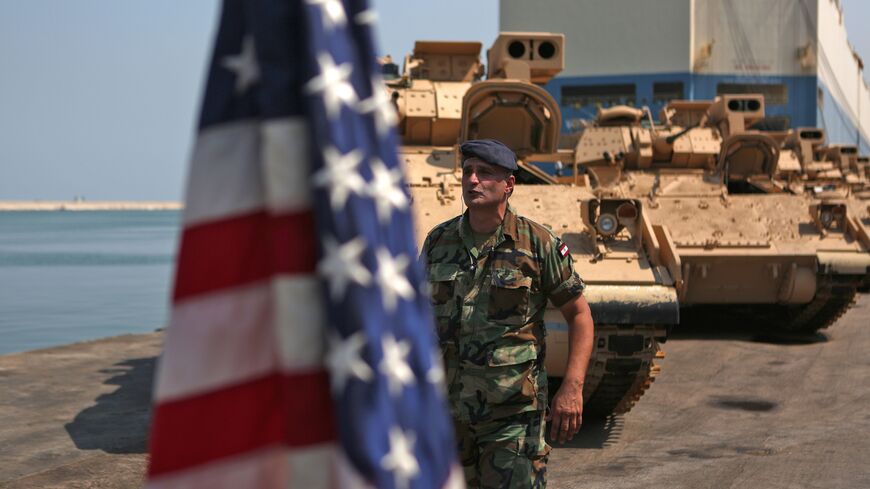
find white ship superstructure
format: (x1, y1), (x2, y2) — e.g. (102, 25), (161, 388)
(500, 0), (870, 152)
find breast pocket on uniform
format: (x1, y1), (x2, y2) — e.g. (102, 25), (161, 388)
(428, 263), (459, 310)
(488, 268), (532, 325)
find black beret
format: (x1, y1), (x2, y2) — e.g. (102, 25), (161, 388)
(460, 139), (518, 171)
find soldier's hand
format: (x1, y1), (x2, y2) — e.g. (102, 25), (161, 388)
(547, 378), (583, 443)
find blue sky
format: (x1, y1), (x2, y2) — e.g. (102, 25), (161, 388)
(0, 0), (866, 200)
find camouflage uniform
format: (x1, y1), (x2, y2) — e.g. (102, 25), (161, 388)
(421, 205), (585, 488)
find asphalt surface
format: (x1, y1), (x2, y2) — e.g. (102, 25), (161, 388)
(0, 296), (868, 488)
(548, 295), (870, 489)
(0, 334), (160, 489)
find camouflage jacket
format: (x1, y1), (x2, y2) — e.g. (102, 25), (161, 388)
(421, 205), (585, 423)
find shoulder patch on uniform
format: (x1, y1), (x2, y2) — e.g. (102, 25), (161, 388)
(559, 242), (569, 258)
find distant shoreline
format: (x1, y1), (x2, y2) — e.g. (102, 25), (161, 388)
(0, 200), (183, 211)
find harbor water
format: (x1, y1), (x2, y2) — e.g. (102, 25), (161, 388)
(0, 211), (179, 354)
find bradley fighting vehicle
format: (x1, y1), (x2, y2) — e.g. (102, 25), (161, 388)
(817, 144), (868, 194)
(778, 130), (867, 201)
(851, 153), (870, 230)
(814, 144), (870, 229)
(573, 95), (870, 333)
(777, 130), (870, 289)
(385, 33), (677, 417)
(777, 128), (845, 196)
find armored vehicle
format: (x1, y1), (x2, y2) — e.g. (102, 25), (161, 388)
(778, 128), (844, 195)
(573, 94), (870, 333)
(853, 155), (870, 229)
(818, 145), (864, 191)
(779, 133), (870, 290)
(815, 145), (870, 226)
(775, 129), (870, 214)
(387, 33), (677, 417)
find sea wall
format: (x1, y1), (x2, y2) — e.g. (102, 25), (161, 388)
(0, 201), (182, 211)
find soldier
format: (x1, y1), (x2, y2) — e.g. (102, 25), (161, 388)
(420, 139), (594, 488)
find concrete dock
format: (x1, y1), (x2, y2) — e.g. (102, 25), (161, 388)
(1, 297), (869, 488)
(0, 201), (181, 212)
(0, 334), (161, 488)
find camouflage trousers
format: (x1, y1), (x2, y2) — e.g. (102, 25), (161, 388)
(454, 411), (551, 489)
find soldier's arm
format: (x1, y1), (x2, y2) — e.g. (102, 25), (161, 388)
(549, 294), (594, 443)
(540, 235), (592, 443)
(558, 294), (593, 388)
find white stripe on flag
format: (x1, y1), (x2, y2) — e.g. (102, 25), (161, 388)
(155, 276), (325, 402)
(146, 444), (339, 489)
(261, 118), (313, 213)
(288, 444), (340, 489)
(183, 121), (264, 225)
(273, 276), (328, 370)
(183, 119), (311, 226)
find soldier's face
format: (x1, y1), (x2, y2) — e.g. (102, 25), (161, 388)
(461, 158), (515, 208)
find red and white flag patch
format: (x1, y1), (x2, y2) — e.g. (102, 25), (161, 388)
(559, 243), (570, 258)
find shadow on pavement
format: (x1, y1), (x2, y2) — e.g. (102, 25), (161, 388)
(708, 395), (779, 412)
(750, 332), (829, 345)
(549, 416), (623, 449)
(65, 356), (155, 454)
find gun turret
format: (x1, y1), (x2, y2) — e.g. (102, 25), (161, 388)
(785, 128), (826, 168)
(460, 33), (567, 169)
(705, 94), (765, 137)
(406, 41), (483, 82)
(388, 41), (483, 146)
(817, 145), (860, 173)
(486, 32), (564, 84)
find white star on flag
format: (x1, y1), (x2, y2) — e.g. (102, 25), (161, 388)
(317, 235), (371, 300)
(379, 334), (416, 396)
(312, 146), (366, 210)
(380, 426), (420, 489)
(325, 331), (373, 394)
(374, 248), (415, 311)
(306, 0), (347, 30)
(305, 52), (358, 119)
(426, 350), (446, 393)
(356, 78), (397, 136)
(367, 158), (409, 224)
(221, 35), (260, 93)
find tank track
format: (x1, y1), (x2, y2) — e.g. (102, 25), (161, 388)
(694, 275), (863, 335)
(761, 275), (861, 334)
(574, 324), (665, 419)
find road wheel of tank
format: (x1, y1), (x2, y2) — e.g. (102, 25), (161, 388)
(549, 325), (665, 420)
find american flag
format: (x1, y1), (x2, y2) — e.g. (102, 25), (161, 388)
(146, 0), (463, 487)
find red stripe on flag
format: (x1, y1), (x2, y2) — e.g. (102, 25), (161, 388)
(173, 210), (317, 301)
(147, 369), (336, 477)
